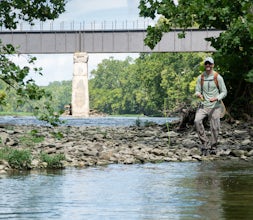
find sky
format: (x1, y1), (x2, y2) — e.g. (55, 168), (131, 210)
(17, 0), (145, 86)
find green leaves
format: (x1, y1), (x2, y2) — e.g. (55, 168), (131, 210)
(0, 0), (66, 125)
(246, 69), (253, 83)
(89, 53), (204, 116)
(144, 26), (163, 49)
(0, 0), (66, 29)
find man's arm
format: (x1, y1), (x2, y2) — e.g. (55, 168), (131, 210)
(217, 75), (227, 101)
(195, 75), (203, 100)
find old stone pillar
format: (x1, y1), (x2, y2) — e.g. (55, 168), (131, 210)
(71, 52), (89, 117)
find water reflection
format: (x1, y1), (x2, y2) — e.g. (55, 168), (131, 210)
(0, 161), (253, 219)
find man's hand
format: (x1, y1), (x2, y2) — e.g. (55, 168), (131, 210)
(197, 94), (204, 100)
(209, 97), (218, 102)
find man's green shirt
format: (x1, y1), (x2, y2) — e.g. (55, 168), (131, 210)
(195, 71), (227, 108)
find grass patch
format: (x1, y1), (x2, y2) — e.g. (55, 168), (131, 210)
(50, 131), (64, 140)
(0, 147), (32, 170)
(19, 129), (45, 147)
(40, 153), (65, 168)
(0, 112), (32, 116)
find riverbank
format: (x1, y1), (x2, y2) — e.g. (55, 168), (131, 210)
(0, 119), (252, 173)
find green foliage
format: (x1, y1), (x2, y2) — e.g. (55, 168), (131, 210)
(135, 117), (141, 127)
(44, 81), (72, 112)
(0, 0), (66, 125)
(40, 153), (65, 169)
(0, 0), (66, 29)
(0, 147), (32, 170)
(19, 129), (45, 147)
(89, 57), (133, 114)
(89, 53), (204, 116)
(50, 131), (64, 140)
(0, 90), (6, 105)
(138, 0), (253, 117)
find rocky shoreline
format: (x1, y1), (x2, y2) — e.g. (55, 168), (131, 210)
(0, 120), (252, 173)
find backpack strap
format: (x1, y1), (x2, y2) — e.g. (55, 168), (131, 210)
(213, 71), (219, 90)
(200, 71), (219, 94)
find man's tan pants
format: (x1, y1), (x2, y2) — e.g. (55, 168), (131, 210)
(194, 107), (221, 148)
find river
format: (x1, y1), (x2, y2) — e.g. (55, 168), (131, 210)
(1, 162), (253, 219)
(0, 116), (176, 127)
(0, 116), (253, 219)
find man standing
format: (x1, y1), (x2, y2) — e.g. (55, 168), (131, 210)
(194, 57), (227, 156)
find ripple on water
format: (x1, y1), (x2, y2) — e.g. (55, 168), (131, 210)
(1, 161), (253, 219)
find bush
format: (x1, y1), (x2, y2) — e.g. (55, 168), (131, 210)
(0, 147), (32, 169)
(40, 153), (65, 169)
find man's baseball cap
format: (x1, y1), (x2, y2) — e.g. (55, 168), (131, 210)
(204, 57), (214, 64)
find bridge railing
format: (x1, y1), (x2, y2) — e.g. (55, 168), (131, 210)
(0, 19), (158, 32)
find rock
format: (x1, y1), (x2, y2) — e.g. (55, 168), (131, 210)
(182, 139), (197, 148)
(192, 155), (202, 161)
(230, 150), (245, 157)
(0, 170), (7, 174)
(123, 157), (136, 164)
(1, 133), (10, 145)
(31, 159), (40, 168)
(168, 131), (180, 137)
(151, 148), (166, 156)
(245, 150), (253, 157)
(99, 151), (115, 161)
(45, 147), (56, 154)
(234, 130), (248, 136)
(180, 156), (194, 162)
(0, 160), (9, 166)
(0, 165), (6, 170)
(80, 148), (98, 157)
(241, 139), (251, 146)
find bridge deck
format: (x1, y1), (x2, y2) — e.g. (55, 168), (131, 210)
(0, 29), (221, 54)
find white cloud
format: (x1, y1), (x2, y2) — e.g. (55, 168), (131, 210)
(59, 0), (129, 21)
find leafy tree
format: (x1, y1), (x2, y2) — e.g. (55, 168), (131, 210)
(129, 52), (203, 115)
(89, 57), (133, 114)
(139, 0), (253, 117)
(0, 0), (65, 29)
(0, 0), (66, 125)
(89, 53), (204, 116)
(44, 81), (72, 111)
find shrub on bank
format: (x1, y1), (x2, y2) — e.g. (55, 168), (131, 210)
(0, 147), (31, 169)
(0, 147), (66, 170)
(40, 153), (65, 169)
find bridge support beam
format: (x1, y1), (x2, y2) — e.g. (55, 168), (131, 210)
(71, 52), (89, 117)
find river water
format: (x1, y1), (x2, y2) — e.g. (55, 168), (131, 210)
(1, 162), (253, 219)
(0, 116), (176, 127)
(1, 116), (253, 219)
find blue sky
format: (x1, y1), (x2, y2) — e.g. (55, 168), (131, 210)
(24, 0), (143, 85)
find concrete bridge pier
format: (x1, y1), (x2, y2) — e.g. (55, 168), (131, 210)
(71, 52), (89, 117)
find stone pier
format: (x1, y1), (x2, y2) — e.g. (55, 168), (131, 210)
(71, 52), (89, 117)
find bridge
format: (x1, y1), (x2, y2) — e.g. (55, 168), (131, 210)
(0, 20), (222, 117)
(0, 29), (221, 54)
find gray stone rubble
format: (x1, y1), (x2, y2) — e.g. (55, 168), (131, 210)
(0, 120), (252, 172)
